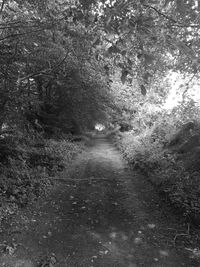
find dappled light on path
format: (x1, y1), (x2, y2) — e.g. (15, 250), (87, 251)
(0, 137), (199, 266)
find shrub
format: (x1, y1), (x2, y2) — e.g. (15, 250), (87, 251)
(116, 107), (200, 222)
(0, 133), (84, 225)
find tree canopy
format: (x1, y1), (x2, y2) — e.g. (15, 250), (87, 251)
(0, 0), (199, 134)
(1, 0), (200, 232)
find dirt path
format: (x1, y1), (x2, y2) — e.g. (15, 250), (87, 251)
(0, 137), (200, 267)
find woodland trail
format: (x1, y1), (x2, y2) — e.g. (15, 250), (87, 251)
(0, 137), (199, 267)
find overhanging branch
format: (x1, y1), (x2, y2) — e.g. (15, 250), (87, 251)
(143, 4), (200, 29)
(0, 0), (6, 13)
(143, 4), (177, 23)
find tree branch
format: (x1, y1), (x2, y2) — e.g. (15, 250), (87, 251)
(51, 51), (69, 72)
(0, 24), (41, 30)
(0, 0), (6, 13)
(19, 52), (70, 83)
(0, 29), (44, 42)
(143, 4), (200, 28)
(19, 70), (53, 82)
(143, 4), (178, 23)
(182, 73), (197, 100)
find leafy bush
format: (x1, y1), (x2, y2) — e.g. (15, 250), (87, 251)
(116, 103), (200, 222)
(44, 138), (83, 171)
(0, 133), (84, 225)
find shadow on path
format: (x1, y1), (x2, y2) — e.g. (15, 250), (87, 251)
(0, 137), (199, 266)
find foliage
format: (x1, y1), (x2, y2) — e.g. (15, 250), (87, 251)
(86, 0), (200, 88)
(115, 93), (200, 222)
(0, 0), (199, 133)
(0, 0), (111, 225)
(0, 130), (84, 226)
(0, 0), (200, 226)
(0, 0), (116, 137)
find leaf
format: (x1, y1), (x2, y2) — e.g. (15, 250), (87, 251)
(127, 58), (133, 66)
(176, 0), (186, 14)
(137, 53), (143, 59)
(147, 223), (156, 229)
(144, 53), (155, 65)
(79, 0), (96, 9)
(104, 65), (109, 76)
(148, 0), (159, 4)
(106, 15), (112, 26)
(92, 13), (98, 23)
(143, 72), (152, 83)
(128, 17), (136, 27)
(134, 237), (142, 244)
(75, 10), (84, 21)
(121, 50), (126, 56)
(5, 244), (17, 255)
(121, 69), (128, 84)
(107, 45), (121, 54)
(163, 0), (172, 7)
(115, 0), (130, 13)
(141, 84), (147, 95)
(116, 0), (128, 9)
(95, 54), (100, 61)
(173, 39), (195, 58)
(92, 37), (101, 46)
(118, 62), (124, 69)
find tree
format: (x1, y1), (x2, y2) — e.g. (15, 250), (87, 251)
(0, 0), (199, 136)
(0, 0), (116, 135)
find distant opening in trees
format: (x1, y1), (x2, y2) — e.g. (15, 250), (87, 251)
(95, 123), (105, 131)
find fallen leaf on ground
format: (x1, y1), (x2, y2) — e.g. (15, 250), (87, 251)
(147, 224), (156, 229)
(134, 237), (142, 245)
(159, 250), (169, 257)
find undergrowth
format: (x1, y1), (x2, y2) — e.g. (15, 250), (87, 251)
(115, 106), (200, 224)
(0, 131), (84, 225)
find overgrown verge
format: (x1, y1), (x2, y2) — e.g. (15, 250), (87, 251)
(113, 115), (200, 225)
(0, 130), (84, 225)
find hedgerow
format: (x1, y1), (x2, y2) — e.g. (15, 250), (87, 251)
(116, 101), (200, 223)
(0, 132), (84, 225)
